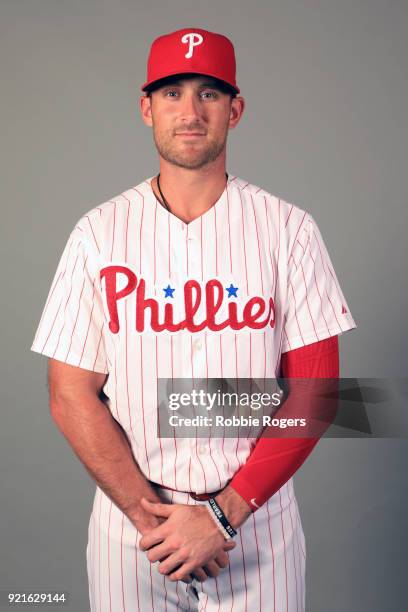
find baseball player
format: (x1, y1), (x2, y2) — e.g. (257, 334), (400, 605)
(31, 27), (357, 611)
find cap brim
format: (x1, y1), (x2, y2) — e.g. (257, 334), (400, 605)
(141, 70), (240, 94)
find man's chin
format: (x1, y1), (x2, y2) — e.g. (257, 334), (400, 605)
(160, 155), (216, 170)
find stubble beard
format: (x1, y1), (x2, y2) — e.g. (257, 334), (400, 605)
(152, 126), (228, 170)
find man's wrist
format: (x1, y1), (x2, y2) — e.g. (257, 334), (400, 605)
(214, 485), (252, 530)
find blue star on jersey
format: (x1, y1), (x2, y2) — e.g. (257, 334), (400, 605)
(226, 283), (238, 298)
(163, 284), (175, 298)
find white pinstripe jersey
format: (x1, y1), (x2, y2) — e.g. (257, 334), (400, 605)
(31, 174), (356, 493)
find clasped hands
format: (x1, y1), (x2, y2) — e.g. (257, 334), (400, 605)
(138, 497), (236, 584)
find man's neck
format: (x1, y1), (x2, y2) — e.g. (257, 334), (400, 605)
(150, 163), (228, 224)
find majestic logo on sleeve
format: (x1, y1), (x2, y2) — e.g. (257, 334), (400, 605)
(100, 265), (276, 334)
(181, 32), (204, 58)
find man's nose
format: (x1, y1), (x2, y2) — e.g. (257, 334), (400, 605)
(179, 92), (202, 121)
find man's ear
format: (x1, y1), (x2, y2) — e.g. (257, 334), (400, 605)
(140, 94), (153, 127)
(229, 96), (245, 129)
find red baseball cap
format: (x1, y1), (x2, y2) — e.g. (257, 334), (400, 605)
(141, 27), (240, 94)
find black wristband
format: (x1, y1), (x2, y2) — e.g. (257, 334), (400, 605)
(208, 497), (237, 538)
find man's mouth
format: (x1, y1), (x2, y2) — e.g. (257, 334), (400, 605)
(175, 132), (206, 137)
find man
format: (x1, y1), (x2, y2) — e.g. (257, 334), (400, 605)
(31, 27), (357, 611)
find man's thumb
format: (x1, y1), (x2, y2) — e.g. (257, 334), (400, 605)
(222, 539), (237, 551)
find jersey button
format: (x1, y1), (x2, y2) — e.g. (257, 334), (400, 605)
(193, 339), (202, 351)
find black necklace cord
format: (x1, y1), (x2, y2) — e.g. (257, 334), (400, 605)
(156, 173), (171, 212)
(155, 172), (229, 213)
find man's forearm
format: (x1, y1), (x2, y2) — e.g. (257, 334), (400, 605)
(50, 392), (162, 534)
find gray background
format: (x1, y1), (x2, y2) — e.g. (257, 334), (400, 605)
(1, 0), (407, 610)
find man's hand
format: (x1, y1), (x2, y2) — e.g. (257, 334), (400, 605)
(138, 498), (236, 583)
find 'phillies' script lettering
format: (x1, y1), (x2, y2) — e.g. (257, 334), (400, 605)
(100, 265), (276, 334)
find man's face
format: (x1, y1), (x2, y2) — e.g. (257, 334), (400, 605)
(140, 76), (244, 170)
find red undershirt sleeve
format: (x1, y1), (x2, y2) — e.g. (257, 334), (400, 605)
(228, 335), (339, 511)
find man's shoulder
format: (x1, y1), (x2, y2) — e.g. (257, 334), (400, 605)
(75, 177), (152, 226)
(232, 176), (309, 222)
(69, 177), (152, 251)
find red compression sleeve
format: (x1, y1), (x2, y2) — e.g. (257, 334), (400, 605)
(228, 335), (339, 511)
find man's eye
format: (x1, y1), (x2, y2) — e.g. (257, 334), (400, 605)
(165, 90), (179, 97)
(201, 91), (217, 99)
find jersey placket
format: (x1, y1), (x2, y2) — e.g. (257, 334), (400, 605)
(182, 221), (209, 492)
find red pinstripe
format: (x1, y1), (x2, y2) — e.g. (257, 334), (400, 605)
(200, 216), (203, 279)
(294, 509), (304, 609)
(37, 237), (76, 350)
(287, 212), (308, 265)
(289, 281), (305, 344)
(250, 194), (264, 294)
(78, 278), (96, 366)
(149, 562), (155, 611)
(110, 202), (116, 260)
(140, 335), (151, 479)
(190, 336), (208, 492)
(227, 562), (234, 612)
(283, 326), (292, 352)
(278, 488), (289, 612)
(92, 314), (106, 373)
(238, 188), (249, 294)
(213, 575), (221, 611)
(123, 196), (130, 261)
(131, 188), (145, 276)
(285, 205), (294, 227)
(168, 491), (182, 611)
(309, 249), (333, 334)
(287, 500), (300, 611)
(239, 529), (249, 612)
(226, 184), (233, 275)
(64, 256), (88, 361)
(93, 328), (106, 371)
(188, 456), (192, 491)
(274, 198), (282, 303)
(120, 514), (126, 611)
(155, 336), (164, 485)
(113, 334), (120, 421)
(86, 215), (100, 253)
(51, 251), (80, 357)
(154, 200), (157, 284)
(264, 197), (276, 296)
(33, 231), (72, 344)
(252, 512), (262, 610)
(328, 263), (346, 311)
(108, 501), (112, 611)
(170, 335), (178, 490)
(162, 573), (168, 612)
(214, 207), (218, 275)
(33, 271), (63, 346)
(300, 261), (320, 342)
(186, 224), (189, 275)
(263, 332), (267, 378)
(312, 236), (343, 331)
(168, 215), (171, 278)
(295, 503), (306, 560)
(98, 491), (102, 612)
(125, 301), (134, 437)
(204, 334), (222, 489)
(266, 498), (277, 612)
(134, 531), (140, 611)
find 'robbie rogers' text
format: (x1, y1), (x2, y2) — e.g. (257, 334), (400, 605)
(168, 415), (307, 428)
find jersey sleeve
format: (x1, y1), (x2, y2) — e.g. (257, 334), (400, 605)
(30, 225), (109, 374)
(281, 212), (357, 353)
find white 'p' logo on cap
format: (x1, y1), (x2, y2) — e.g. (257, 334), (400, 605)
(181, 32), (204, 59)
